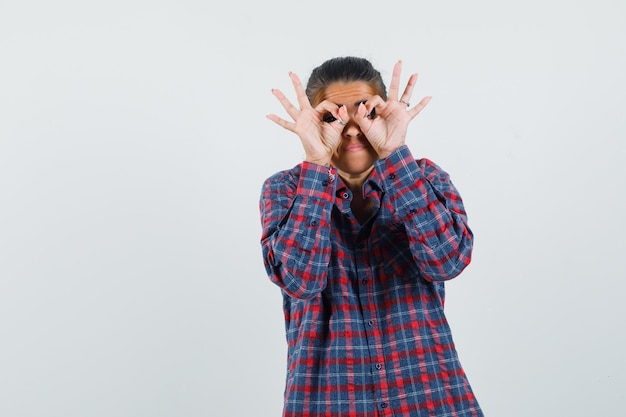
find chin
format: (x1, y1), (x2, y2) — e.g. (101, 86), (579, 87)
(335, 150), (377, 170)
(334, 159), (376, 177)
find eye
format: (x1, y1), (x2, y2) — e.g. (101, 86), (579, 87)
(322, 113), (337, 123)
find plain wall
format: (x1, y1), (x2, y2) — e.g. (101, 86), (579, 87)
(1, 0), (624, 416)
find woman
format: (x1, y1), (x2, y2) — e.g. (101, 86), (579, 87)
(260, 56), (483, 417)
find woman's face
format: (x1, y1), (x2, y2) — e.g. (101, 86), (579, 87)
(317, 81), (380, 180)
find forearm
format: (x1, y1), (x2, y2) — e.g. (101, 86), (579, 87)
(376, 146), (473, 281)
(260, 162), (336, 299)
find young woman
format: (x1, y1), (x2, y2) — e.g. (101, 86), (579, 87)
(260, 56), (483, 417)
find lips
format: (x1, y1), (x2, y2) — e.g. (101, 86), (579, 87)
(343, 142), (370, 152)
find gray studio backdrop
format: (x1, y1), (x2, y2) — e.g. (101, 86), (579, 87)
(1, 0), (624, 416)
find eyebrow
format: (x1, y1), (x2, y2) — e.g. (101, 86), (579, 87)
(336, 100), (368, 107)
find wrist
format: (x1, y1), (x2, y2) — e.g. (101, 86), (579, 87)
(377, 144), (403, 160)
(305, 157), (331, 166)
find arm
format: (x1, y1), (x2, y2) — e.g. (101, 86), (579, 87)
(259, 162), (336, 299)
(261, 69), (346, 299)
(375, 145), (473, 281)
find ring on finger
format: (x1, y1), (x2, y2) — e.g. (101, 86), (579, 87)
(399, 100), (410, 107)
(337, 119), (346, 126)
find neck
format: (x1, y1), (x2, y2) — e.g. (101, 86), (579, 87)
(337, 166), (374, 195)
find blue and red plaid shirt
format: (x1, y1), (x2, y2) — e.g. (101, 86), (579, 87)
(260, 146), (483, 417)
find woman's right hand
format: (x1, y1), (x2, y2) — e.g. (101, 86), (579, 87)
(267, 72), (348, 166)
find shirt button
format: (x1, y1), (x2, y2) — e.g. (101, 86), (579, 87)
(381, 402), (388, 409)
(389, 173), (396, 179)
(342, 192), (350, 199)
(376, 363), (383, 370)
(361, 278), (367, 284)
(368, 320), (374, 326)
(310, 220), (318, 226)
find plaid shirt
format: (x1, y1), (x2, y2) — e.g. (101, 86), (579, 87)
(260, 146), (483, 417)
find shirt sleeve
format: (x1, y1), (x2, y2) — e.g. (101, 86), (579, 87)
(259, 162), (336, 299)
(374, 145), (474, 282)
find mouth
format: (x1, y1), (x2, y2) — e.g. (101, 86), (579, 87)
(343, 141), (371, 152)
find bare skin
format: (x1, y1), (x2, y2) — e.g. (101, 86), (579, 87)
(267, 60), (432, 222)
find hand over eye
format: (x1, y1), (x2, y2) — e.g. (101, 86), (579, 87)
(355, 60), (431, 158)
(266, 72), (348, 166)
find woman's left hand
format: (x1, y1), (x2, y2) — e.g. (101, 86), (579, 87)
(355, 60), (432, 159)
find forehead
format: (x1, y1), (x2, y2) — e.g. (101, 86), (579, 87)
(318, 81), (378, 107)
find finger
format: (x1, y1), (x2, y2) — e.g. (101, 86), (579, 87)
(399, 73), (418, 106)
(315, 101), (348, 124)
(331, 105), (350, 127)
(387, 60), (403, 102)
(362, 96), (385, 119)
(407, 96), (433, 120)
(266, 113), (295, 132)
(354, 102), (373, 131)
(289, 72), (313, 110)
(337, 104), (349, 123)
(272, 88), (300, 121)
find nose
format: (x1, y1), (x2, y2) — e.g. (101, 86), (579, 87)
(342, 124), (362, 139)
(341, 112), (363, 138)
(341, 117), (363, 139)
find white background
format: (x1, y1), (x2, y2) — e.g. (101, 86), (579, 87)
(1, 0), (624, 416)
